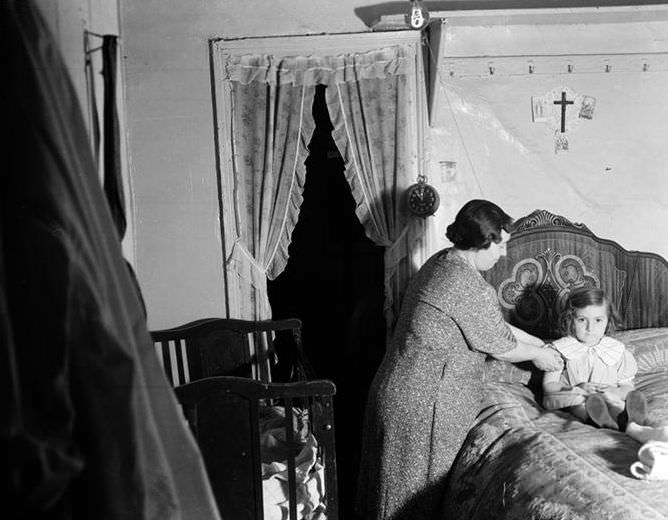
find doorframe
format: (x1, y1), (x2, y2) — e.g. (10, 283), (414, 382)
(210, 30), (429, 318)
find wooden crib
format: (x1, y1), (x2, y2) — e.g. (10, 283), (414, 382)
(151, 318), (339, 520)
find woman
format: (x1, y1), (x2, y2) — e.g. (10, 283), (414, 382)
(356, 199), (563, 520)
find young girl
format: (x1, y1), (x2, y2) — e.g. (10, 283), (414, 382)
(543, 287), (668, 443)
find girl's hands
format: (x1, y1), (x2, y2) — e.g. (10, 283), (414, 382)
(576, 382), (610, 394)
(602, 389), (626, 407)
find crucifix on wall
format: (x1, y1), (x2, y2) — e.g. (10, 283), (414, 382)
(532, 86), (596, 153)
(553, 91), (574, 133)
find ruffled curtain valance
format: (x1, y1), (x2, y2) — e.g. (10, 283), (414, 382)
(224, 45), (415, 86)
(221, 41), (424, 325)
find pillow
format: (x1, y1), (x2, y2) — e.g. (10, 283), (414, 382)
(610, 327), (668, 374)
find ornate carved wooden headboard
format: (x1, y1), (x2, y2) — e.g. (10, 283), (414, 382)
(484, 209), (668, 339)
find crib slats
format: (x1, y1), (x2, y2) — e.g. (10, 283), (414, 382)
(155, 339), (191, 386)
(249, 398), (264, 519)
(150, 319), (332, 518)
(284, 396), (298, 520)
(154, 342), (166, 381)
(175, 377), (338, 520)
(316, 394), (339, 520)
(173, 338), (186, 385)
(151, 317), (311, 386)
(248, 329), (276, 383)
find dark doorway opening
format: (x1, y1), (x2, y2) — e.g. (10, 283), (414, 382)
(267, 85), (386, 519)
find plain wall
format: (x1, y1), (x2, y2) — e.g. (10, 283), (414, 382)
(426, 15), (668, 258)
(120, 0), (376, 328)
(34, 0), (119, 111)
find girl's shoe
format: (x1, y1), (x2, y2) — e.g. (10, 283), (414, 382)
(585, 394), (619, 430)
(625, 390), (648, 427)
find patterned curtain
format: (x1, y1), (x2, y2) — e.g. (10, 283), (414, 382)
(224, 55), (317, 319)
(324, 45), (426, 334)
(222, 45), (426, 325)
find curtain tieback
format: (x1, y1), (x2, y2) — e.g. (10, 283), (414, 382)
(384, 224), (410, 271)
(226, 239), (268, 293)
(381, 224), (410, 317)
(381, 220), (425, 314)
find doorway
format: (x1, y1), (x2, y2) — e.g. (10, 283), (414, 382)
(267, 84), (386, 519)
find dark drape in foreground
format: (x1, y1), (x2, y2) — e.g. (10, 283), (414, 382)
(1, 2), (219, 518)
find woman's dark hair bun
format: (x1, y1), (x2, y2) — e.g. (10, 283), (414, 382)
(445, 223), (462, 245)
(446, 199), (513, 250)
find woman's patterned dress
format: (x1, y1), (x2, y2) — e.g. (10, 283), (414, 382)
(356, 249), (517, 520)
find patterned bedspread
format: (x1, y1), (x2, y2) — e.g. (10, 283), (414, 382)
(441, 369), (668, 520)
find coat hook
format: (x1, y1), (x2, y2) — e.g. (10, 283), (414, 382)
(488, 62), (495, 75)
(642, 61), (649, 72)
(84, 29), (105, 38)
(567, 63), (573, 73)
(528, 62), (534, 74)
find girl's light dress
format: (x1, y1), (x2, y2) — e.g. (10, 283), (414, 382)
(543, 335), (638, 410)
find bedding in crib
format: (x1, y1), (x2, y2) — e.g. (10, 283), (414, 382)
(173, 376), (338, 520)
(260, 406), (327, 520)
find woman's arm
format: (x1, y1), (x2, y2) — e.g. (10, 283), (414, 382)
(508, 323), (544, 347)
(492, 340), (563, 371)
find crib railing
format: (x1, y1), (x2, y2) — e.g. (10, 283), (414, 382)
(175, 376), (339, 520)
(151, 317), (313, 385)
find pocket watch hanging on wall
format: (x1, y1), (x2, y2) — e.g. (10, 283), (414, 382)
(406, 174), (440, 217)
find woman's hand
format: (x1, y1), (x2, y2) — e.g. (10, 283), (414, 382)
(532, 348), (564, 372)
(570, 385), (587, 395)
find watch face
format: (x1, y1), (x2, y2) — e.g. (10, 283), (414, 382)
(407, 183), (440, 217)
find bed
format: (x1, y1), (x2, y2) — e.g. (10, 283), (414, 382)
(441, 209), (668, 520)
